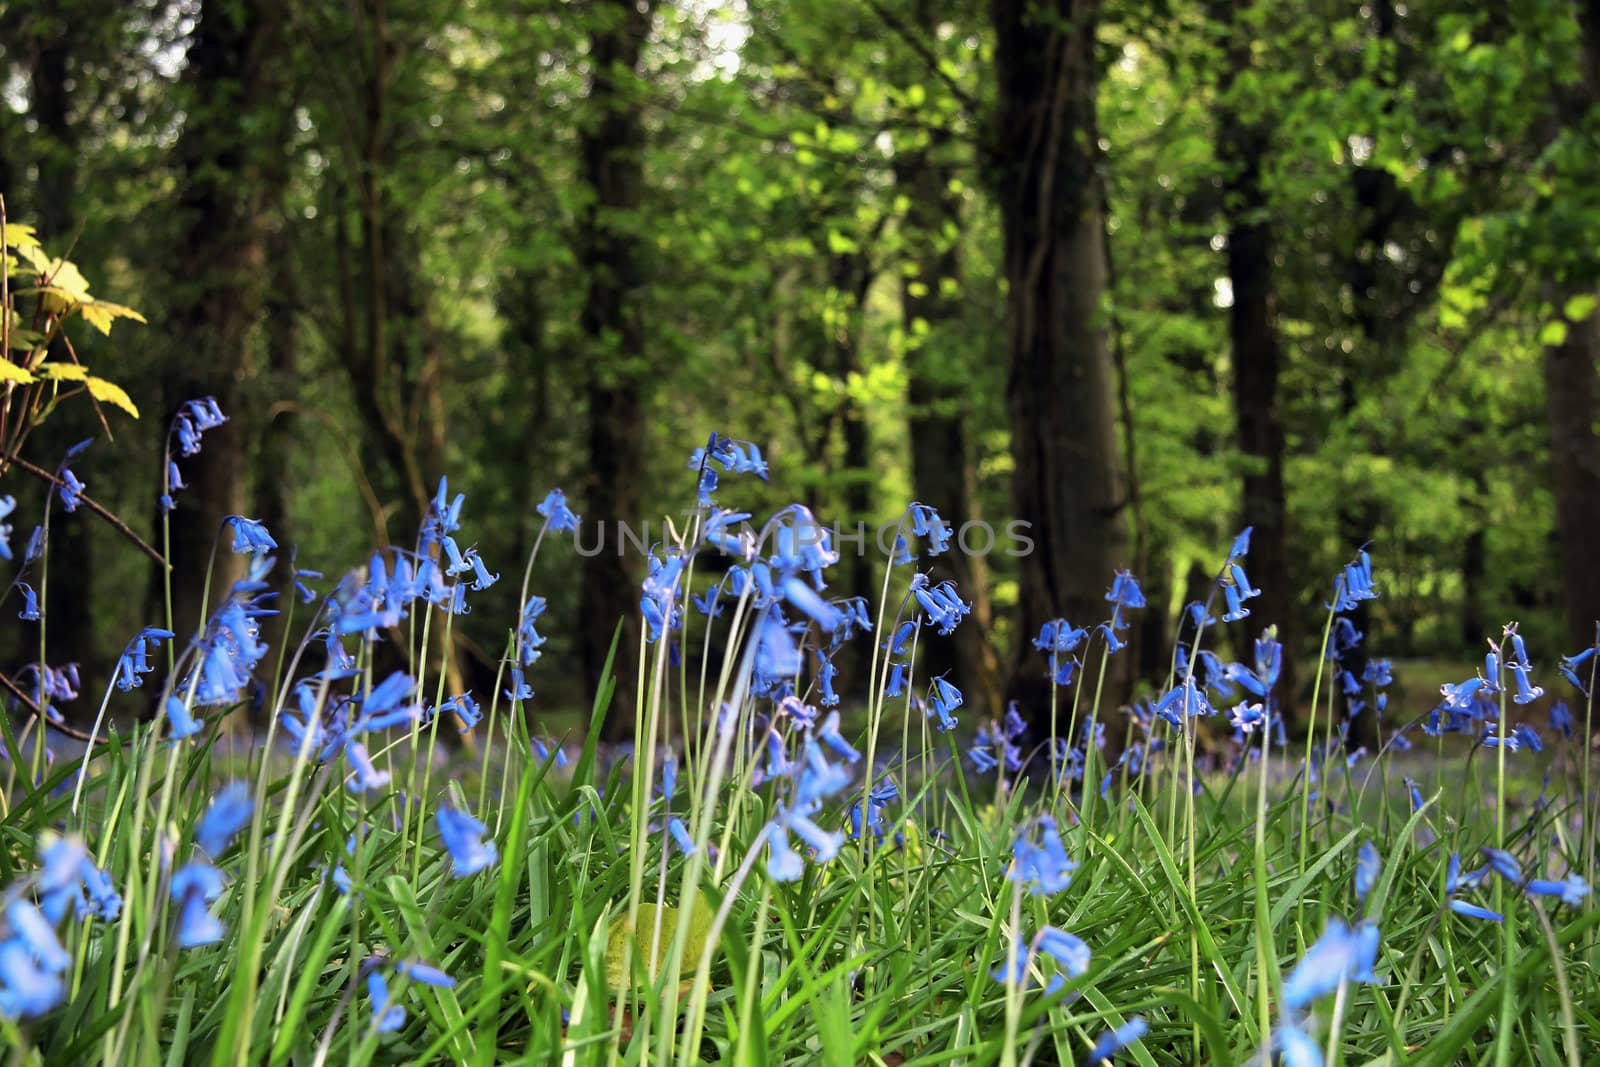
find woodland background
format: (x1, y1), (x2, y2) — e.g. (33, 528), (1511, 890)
(2, 0), (1598, 737)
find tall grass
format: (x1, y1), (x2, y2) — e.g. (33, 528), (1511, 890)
(0, 430), (1595, 1066)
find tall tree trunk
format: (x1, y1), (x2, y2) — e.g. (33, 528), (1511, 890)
(1545, 306), (1600, 651)
(896, 115), (1000, 718)
(578, 0), (654, 741)
(990, 0), (1130, 731)
(1544, 4), (1600, 654)
(1211, 1), (1296, 718)
(158, 0), (291, 651)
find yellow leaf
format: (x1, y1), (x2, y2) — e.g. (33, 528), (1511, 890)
(38, 258), (93, 307)
(37, 363), (90, 382)
(2, 223), (40, 251)
(79, 300), (147, 336)
(86, 376), (139, 418)
(604, 896), (716, 991)
(0, 360), (36, 385)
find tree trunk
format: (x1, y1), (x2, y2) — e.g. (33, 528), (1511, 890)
(1545, 306), (1600, 651)
(577, 0), (655, 741)
(990, 0), (1130, 731)
(1211, 1), (1296, 718)
(157, 0), (290, 654)
(896, 118), (1001, 719)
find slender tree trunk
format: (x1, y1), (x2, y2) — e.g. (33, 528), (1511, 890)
(577, 0), (655, 741)
(1211, 1), (1296, 717)
(896, 119), (1000, 718)
(1544, 4), (1600, 653)
(157, 0), (290, 652)
(1545, 306), (1600, 650)
(990, 0), (1130, 732)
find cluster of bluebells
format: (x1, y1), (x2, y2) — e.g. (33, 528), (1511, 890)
(0, 837), (121, 1018)
(1424, 623), (1549, 756)
(170, 783), (253, 949)
(1271, 845), (1384, 1067)
(161, 396), (227, 511)
(990, 817), (1115, 1009)
(365, 957), (457, 1034)
(688, 432), (768, 508)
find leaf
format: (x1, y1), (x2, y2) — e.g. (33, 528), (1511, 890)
(604, 896), (715, 991)
(87, 376), (140, 418)
(38, 259), (93, 305)
(1540, 320), (1569, 347)
(79, 301), (147, 336)
(1563, 294), (1596, 322)
(0, 361), (36, 385)
(37, 363), (89, 382)
(2, 223), (40, 251)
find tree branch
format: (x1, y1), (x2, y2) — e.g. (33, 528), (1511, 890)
(7, 455), (168, 569)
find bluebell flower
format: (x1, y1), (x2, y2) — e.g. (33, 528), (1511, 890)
(503, 668), (534, 704)
(438, 693), (481, 731)
(1526, 875), (1591, 906)
(355, 672), (419, 732)
(467, 552), (498, 592)
(755, 606), (802, 682)
(816, 655), (840, 708)
(0, 902), (69, 1019)
(1034, 926), (1091, 994)
(536, 488), (580, 533)
(1404, 776), (1425, 812)
(1332, 550), (1378, 610)
(1561, 645), (1595, 696)
(1281, 917), (1381, 1009)
(24, 526), (43, 564)
(847, 781), (898, 841)
(196, 782), (253, 857)
(1275, 1024), (1324, 1067)
(1512, 723), (1543, 752)
(1355, 842), (1380, 903)
(783, 575), (842, 632)
(1446, 852), (1490, 895)
(6, 901), (70, 974)
(766, 823), (805, 882)
(424, 477), (466, 544)
(113, 626), (175, 691)
(1509, 665), (1544, 705)
(1229, 702), (1265, 734)
(16, 583), (39, 622)
(667, 817), (696, 856)
(704, 509), (755, 560)
(165, 696), (204, 741)
(1105, 570), (1146, 610)
(1480, 847), (1523, 885)
(396, 960), (456, 988)
(1034, 619), (1087, 654)
(816, 711), (860, 762)
(437, 806), (497, 878)
(1087, 1017), (1148, 1063)
(171, 862), (227, 948)
(1449, 900), (1503, 923)
(883, 661), (907, 698)
(224, 517), (277, 556)
(927, 677), (962, 733)
(909, 574), (969, 635)
(1153, 678), (1213, 729)
(0, 495), (14, 561)
(367, 969), (406, 1032)
(345, 741), (391, 793)
(1007, 816), (1075, 896)
(908, 503), (952, 555)
(531, 737), (569, 768)
(58, 467), (86, 513)
(1221, 580), (1250, 624)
